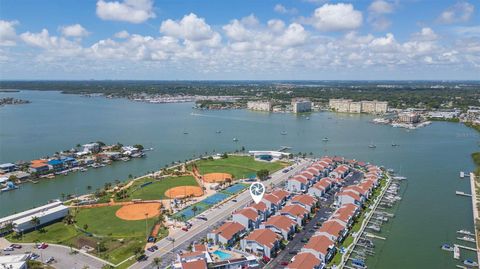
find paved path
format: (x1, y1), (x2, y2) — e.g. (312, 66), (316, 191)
(0, 241), (108, 269)
(128, 160), (310, 269)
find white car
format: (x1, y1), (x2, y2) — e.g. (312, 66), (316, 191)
(45, 257), (55, 263)
(3, 247), (14, 251)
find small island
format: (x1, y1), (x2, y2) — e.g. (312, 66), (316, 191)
(0, 97), (30, 107)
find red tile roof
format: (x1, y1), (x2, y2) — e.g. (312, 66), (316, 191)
(303, 235), (334, 255)
(301, 171), (314, 180)
(182, 259), (207, 269)
(193, 244), (206, 252)
(287, 252), (321, 269)
(244, 229), (281, 248)
(264, 215), (296, 232)
(263, 193), (282, 204)
(337, 191), (361, 202)
(272, 189), (290, 201)
(290, 175), (308, 184)
(235, 208), (259, 221)
(212, 221), (245, 241)
(318, 219), (345, 238)
(291, 194), (317, 207)
(280, 204), (309, 217)
(307, 167), (320, 175)
(251, 201), (267, 212)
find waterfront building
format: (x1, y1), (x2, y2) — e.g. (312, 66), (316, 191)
(287, 252), (323, 269)
(0, 163), (16, 173)
(301, 235), (335, 263)
(335, 190), (363, 206)
(315, 219), (348, 243)
(262, 193), (283, 213)
(329, 99), (388, 114)
(249, 150), (288, 162)
(28, 159), (50, 174)
(0, 200), (68, 233)
(247, 101), (273, 112)
(398, 112), (421, 124)
(82, 142), (100, 153)
(240, 228), (282, 259)
(0, 254), (29, 269)
(207, 221), (246, 246)
(292, 98), (312, 113)
(251, 201), (270, 221)
(287, 175), (308, 193)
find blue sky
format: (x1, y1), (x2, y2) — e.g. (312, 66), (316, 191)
(0, 0), (479, 80)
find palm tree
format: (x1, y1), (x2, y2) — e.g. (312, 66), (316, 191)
(191, 205), (198, 217)
(153, 257), (162, 269)
(30, 217), (40, 231)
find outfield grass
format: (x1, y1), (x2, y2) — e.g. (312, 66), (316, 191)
(191, 155), (288, 179)
(6, 221), (77, 244)
(124, 175), (199, 201)
(75, 206), (156, 238)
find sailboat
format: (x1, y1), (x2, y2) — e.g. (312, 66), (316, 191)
(368, 142), (376, 148)
(322, 137), (329, 142)
(281, 131), (287, 135)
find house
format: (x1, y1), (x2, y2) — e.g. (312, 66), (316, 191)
(306, 167), (320, 178)
(287, 175), (308, 193)
(271, 189), (290, 205)
(333, 204), (359, 227)
(335, 190), (363, 206)
(176, 251), (209, 269)
(330, 165), (349, 179)
(0, 163), (16, 173)
(232, 208), (261, 230)
(260, 215), (296, 240)
(301, 235), (336, 263)
(29, 159), (50, 174)
(263, 193), (283, 213)
(308, 179), (332, 198)
(290, 194), (317, 212)
(342, 185), (368, 199)
(279, 204), (309, 226)
(240, 228), (282, 259)
(47, 159), (65, 172)
(251, 201), (270, 221)
(82, 142), (100, 153)
(207, 221), (246, 246)
(287, 252), (323, 269)
(316, 219), (348, 243)
(181, 259), (208, 269)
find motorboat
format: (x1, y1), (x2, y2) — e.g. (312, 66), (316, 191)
(441, 243), (454, 251)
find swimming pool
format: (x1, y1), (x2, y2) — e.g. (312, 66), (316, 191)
(213, 249), (232, 260)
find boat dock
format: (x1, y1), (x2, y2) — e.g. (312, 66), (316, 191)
(455, 244), (477, 252)
(456, 191), (472, 197)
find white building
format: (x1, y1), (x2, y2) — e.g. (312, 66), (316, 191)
(247, 101), (272, 112)
(82, 142), (100, 153)
(0, 254), (28, 269)
(292, 99), (312, 113)
(329, 99), (388, 114)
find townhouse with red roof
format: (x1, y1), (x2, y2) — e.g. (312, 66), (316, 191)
(289, 194), (317, 212)
(207, 221), (246, 246)
(240, 228), (282, 259)
(262, 193), (284, 213)
(301, 234), (336, 263)
(335, 189), (364, 207)
(250, 201), (270, 221)
(315, 219), (348, 243)
(287, 175), (309, 193)
(279, 204), (309, 226)
(232, 208), (261, 230)
(308, 178), (333, 198)
(332, 204), (360, 227)
(286, 252), (323, 269)
(260, 215), (297, 240)
(271, 189), (291, 206)
(330, 165), (350, 179)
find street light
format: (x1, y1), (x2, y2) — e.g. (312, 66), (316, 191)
(145, 213), (149, 240)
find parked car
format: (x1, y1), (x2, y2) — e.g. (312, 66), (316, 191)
(288, 250), (298, 255)
(280, 261), (289, 266)
(10, 244), (22, 249)
(152, 245), (158, 250)
(182, 227), (189, 232)
(29, 253), (40, 260)
(37, 243), (48, 249)
(301, 238), (309, 243)
(3, 247), (14, 251)
(137, 254), (148, 261)
(147, 247), (155, 252)
(45, 257), (55, 264)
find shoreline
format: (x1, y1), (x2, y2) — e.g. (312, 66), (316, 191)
(470, 172), (480, 265)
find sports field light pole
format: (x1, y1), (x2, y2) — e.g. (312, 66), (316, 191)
(145, 213), (149, 240)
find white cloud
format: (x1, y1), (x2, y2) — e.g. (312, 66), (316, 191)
(274, 4), (298, 15)
(368, 0), (394, 14)
(114, 30), (130, 38)
(412, 27), (438, 41)
(438, 1), (474, 24)
(0, 20), (18, 46)
(277, 23), (308, 47)
(306, 3), (363, 32)
(20, 29), (84, 58)
(60, 24), (89, 37)
(160, 13), (219, 44)
(96, 0), (156, 24)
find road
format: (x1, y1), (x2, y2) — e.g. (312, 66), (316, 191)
(129, 159), (311, 269)
(0, 242), (108, 269)
(265, 170), (363, 268)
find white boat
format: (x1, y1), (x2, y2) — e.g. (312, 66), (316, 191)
(457, 229), (472, 235)
(393, 176), (407, 180)
(281, 131), (287, 135)
(441, 244), (454, 251)
(457, 236), (476, 243)
(368, 144), (376, 148)
(460, 171), (465, 178)
(463, 259), (479, 267)
(233, 138), (239, 142)
(322, 137), (329, 142)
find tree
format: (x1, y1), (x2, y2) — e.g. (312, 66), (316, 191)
(133, 246), (143, 257)
(256, 169), (270, 181)
(153, 257), (162, 269)
(191, 205), (198, 217)
(221, 153), (228, 159)
(30, 216), (40, 231)
(133, 144), (144, 151)
(87, 185), (92, 191)
(83, 224), (89, 231)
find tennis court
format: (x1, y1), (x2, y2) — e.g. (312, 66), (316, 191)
(202, 193), (230, 205)
(222, 184), (247, 195)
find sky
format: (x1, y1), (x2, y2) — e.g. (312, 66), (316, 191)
(0, 0), (479, 80)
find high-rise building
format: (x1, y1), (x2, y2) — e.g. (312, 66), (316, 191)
(292, 99), (312, 113)
(247, 101), (273, 112)
(329, 99), (388, 114)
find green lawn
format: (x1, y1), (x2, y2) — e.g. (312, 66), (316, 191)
(191, 155), (288, 179)
(6, 221), (77, 244)
(75, 206), (156, 238)
(125, 175), (198, 201)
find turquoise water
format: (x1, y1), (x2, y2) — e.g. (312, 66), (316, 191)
(0, 90), (478, 268)
(213, 249), (232, 260)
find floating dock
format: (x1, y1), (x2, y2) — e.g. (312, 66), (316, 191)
(456, 191), (472, 197)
